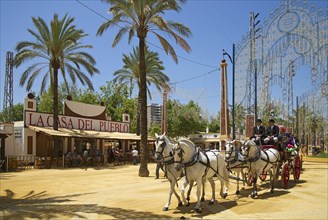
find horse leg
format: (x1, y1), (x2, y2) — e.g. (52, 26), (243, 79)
(163, 179), (182, 211)
(201, 178), (206, 202)
(186, 180), (194, 206)
(236, 171), (240, 194)
(241, 169), (246, 187)
(269, 169), (274, 193)
(251, 172), (258, 198)
(271, 166), (278, 193)
(194, 178), (202, 213)
(208, 177), (215, 205)
(219, 169), (229, 198)
(180, 177), (189, 206)
(172, 184), (183, 207)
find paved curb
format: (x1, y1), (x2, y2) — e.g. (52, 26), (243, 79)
(303, 157), (328, 163)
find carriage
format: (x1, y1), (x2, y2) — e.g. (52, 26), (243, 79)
(245, 143), (302, 188)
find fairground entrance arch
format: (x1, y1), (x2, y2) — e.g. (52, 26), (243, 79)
(234, 0), (327, 138)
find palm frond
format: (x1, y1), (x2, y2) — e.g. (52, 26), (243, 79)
(152, 32), (178, 63)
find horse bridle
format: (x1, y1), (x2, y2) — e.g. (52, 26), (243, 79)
(225, 142), (240, 163)
(173, 143), (185, 164)
(241, 141), (261, 162)
(155, 139), (166, 156)
(225, 142), (234, 159)
(241, 142), (250, 158)
(155, 138), (174, 163)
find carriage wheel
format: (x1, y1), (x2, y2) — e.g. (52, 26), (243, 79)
(293, 155), (301, 181)
(281, 163), (290, 188)
(259, 170), (267, 181)
(245, 173), (253, 186)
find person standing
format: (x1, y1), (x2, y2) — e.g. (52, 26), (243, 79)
(155, 159), (164, 179)
(264, 119), (279, 145)
(131, 148), (138, 165)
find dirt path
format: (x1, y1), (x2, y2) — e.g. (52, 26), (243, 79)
(0, 161), (327, 219)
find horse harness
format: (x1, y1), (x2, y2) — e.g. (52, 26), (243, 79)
(174, 143), (222, 182)
(155, 139), (182, 185)
(243, 143), (279, 172)
(225, 146), (248, 172)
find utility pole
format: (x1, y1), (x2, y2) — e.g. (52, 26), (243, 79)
(3, 51), (14, 122)
(161, 87), (168, 134)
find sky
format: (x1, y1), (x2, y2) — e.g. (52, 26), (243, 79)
(0, 0), (327, 118)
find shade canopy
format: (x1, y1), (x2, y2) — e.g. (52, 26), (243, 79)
(28, 126), (155, 141)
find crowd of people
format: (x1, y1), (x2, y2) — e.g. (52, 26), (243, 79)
(66, 144), (102, 167)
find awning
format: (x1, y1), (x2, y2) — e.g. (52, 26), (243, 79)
(28, 126), (155, 141)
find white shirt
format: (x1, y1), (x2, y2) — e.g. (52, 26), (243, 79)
(132, 149), (138, 157)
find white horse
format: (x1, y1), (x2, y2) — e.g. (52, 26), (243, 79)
(225, 140), (249, 194)
(240, 140), (280, 198)
(154, 134), (197, 211)
(173, 139), (229, 213)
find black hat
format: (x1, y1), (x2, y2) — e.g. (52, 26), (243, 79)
(256, 119), (262, 123)
(269, 119), (275, 123)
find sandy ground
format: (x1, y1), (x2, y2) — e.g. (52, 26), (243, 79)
(0, 161), (327, 219)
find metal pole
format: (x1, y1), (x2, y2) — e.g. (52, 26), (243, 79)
(254, 62), (258, 122)
(232, 44), (236, 139)
(296, 96), (299, 138)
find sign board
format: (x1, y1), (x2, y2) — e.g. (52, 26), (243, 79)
(25, 111), (130, 133)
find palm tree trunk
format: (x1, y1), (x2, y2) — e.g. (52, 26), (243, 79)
(138, 34), (150, 177)
(136, 91), (141, 150)
(52, 61), (59, 159)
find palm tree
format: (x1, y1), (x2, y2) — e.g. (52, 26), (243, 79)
(97, 0), (191, 177)
(14, 14), (99, 157)
(114, 46), (169, 99)
(113, 46), (170, 137)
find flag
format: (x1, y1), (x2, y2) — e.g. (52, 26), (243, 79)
(223, 49), (233, 63)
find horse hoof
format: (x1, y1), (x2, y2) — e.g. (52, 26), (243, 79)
(208, 201), (214, 205)
(186, 202), (190, 207)
(194, 208), (202, 213)
(250, 194), (255, 198)
(163, 207), (169, 211)
(270, 189), (274, 194)
(222, 193), (228, 199)
(200, 197), (205, 202)
(178, 201), (183, 207)
(236, 190), (240, 195)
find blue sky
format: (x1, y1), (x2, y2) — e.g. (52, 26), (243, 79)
(0, 0), (327, 117)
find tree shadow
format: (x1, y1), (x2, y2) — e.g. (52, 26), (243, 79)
(0, 189), (172, 219)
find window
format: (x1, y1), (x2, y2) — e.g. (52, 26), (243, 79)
(28, 101), (34, 108)
(27, 136), (33, 154)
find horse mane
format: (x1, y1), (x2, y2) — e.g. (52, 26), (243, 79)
(178, 138), (195, 147)
(244, 140), (257, 149)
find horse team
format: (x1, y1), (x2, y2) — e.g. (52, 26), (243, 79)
(154, 133), (291, 213)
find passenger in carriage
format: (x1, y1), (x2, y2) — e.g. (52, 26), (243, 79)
(250, 119), (266, 145)
(284, 133), (298, 153)
(278, 127), (288, 151)
(263, 119), (279, 145)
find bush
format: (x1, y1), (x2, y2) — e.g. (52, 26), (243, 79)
(312, 152), (328, 158)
